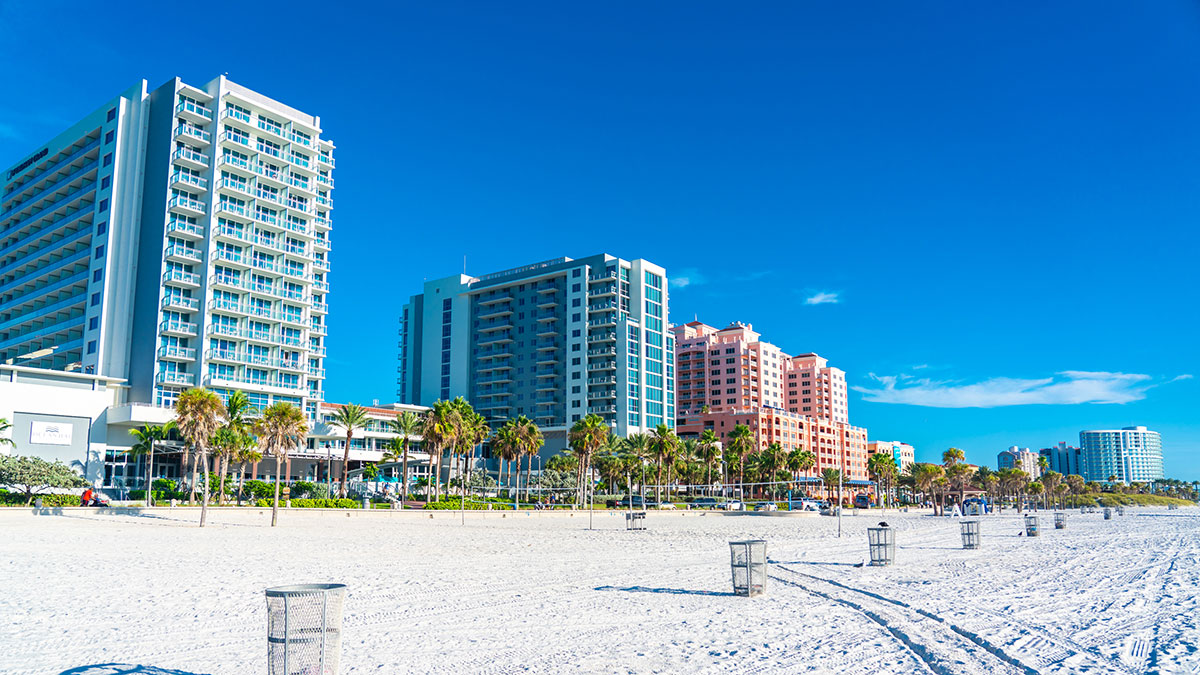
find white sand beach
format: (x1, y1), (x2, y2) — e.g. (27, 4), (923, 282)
(2, 506), (1197, 674)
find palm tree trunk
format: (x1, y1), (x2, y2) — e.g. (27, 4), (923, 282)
(237, 462), (246, 506)
(189, 451), (200, 504)
(147, 443), (155, 508)
(271, 458), (281, 527)
(340, 432), (352, 498)
(199, 447), (210, 528)
(217, 455), (227, 506)
(524, 454), (532, 503)
(400, 443), (409, 508)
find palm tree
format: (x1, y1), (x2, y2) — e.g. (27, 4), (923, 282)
(787, 449), (816, 496)
(452, 403), (488, 496)
(820, 467), (842, 502)
(1041, 471), (1063, 510)
(1066, 474), (1086, 503)
(490, 420), (521, 498)
(516, 416), (544, 502)
(235, 440), (262, 505)
(867, 452), (896, 510)
(218, 391), (255, 505)
(385, 411), (420, 505)
(941, 447), (967, 507)
(0, 417), (14, 447)
(253, 402), (309, 527)
(569, 414), (610, 505)
(908, 463), (944, 513)
(330, 403), (371, 498)
(696, 430), (721, 493)
(757, 442), (786, 499)
(127, 421), (175, 507)
(648, 424), (677, 505)
(726, 424), (754, 499)
(175, 388), (225, 528)
(210, 427), (241, 506)
(420, 400), (461, 502)
(625, 432), (651, 495)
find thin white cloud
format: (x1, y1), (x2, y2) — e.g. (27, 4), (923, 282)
(670, 268), (706, 289)
(804, 291), (840, 305)
(852, 370), (1179, 408)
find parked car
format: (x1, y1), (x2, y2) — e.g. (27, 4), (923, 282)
(718, 500), (745, 511)
(788, 498), (822, 512)
(616, 496), (648, 508)
(691, 497), (720, 510)
(754, 502), (778, 512)
(854, 494), (872, 509)
(819, 504), (840, 516)
(657, 501), (677, 510)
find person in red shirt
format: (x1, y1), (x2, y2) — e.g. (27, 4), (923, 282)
(81, 488), (93, 506)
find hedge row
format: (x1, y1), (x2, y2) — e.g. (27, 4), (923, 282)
(0, 492), (82, 507)
(252, 498), (360, 509)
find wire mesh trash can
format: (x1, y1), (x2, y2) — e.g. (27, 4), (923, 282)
(266, 583), (347, 675)
(1116, 506), (1125, 516)
(1024, 515), (1039, 537)
(867, 527), (895, 566)
(626, 511), (646, 531)
(1103, 508), (1112, 520)
(729, 540), (767, 597)
(1055, 513), (1066, 530)
(960, 520), (981, 549)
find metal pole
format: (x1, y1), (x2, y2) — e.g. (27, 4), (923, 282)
(461, 480), (465, 525)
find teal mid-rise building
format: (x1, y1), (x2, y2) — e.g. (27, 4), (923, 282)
(398, 254), (674, 454)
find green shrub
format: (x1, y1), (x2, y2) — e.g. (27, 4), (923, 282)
(243, 480), (276, 501)
(290, 481), (318, 499)
(423, 497), (514, 510)
(252, 497), (359, 508)
(0, 491), (82, 507)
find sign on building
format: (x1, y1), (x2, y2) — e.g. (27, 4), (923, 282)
(30, 420), (73, 446)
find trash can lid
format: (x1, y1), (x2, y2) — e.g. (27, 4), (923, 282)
(265, 583), (348, 597)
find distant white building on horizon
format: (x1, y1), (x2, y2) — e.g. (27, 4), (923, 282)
(997, 446), (1041, 478)
(1079, 426), (1163, 484)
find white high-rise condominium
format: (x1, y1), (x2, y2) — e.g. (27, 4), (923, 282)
(398, 255), (673, 454)
(1079, 426), (1163, 484)
(0, 76), (333, 419)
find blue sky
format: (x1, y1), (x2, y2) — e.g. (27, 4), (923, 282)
(2, 2), (1197, 477)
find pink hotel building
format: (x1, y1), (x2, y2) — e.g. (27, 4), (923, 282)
(672, 320), (871, 484)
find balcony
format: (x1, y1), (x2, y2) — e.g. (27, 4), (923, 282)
(213, 249), (249, 268)
(220, 131), (253, 150)
(587, 404), (617, 415)
(310, 322), (326, 336)
(165, 244), (202, 263)
(312, 279), (329, 292)
(256, 120), (287, 141)
(587, 331), (617, 343)
(175, 124), (211, 145)
(161, 295), (200, 311)
(477, 331), (513, 346)
(587, 283), (617, 297)
(587, 269), (618, 282)
(218, 153), (253, 174)
(477, 305), (513, 321)
(535, 341), (560, 351)
(160, 320), (198, 337)
(221, 107), (253, 128)
(587, 389), (617, 400)
(477, 293), (512, 306)
(312, 259), (329, 272)
(217, 177), (252, 198)
(166, 219), (203, 239)
(475, 346), (513, 359)
(176, 100), (213, 122)
(290, 131), (313, 147)
(257, 143), (283, 161)
(162, 269), (200, 287)
(314, 215), (331, 230)
(316, 173), (334, 189)
(157, 345), (196, 361)
(587, 346), (616, 357)
(171, 147), (209, 169)
(156, 371), (196, 386)
(285, 198), (311, 214)
(308, 367), (325, 378)
(535, 324), (559, 337)
(254, 188), (284, 206)
(311, 301), (328, 314)
(168, 195), (206, 216)
(215, 225), (250, 243)
(170, 172), (208, 191)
